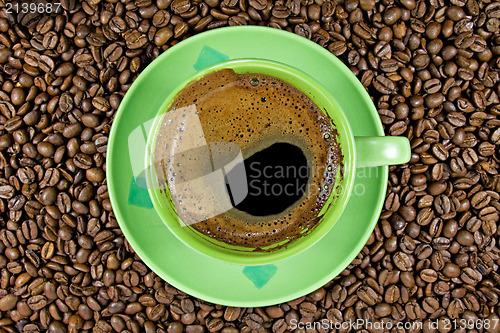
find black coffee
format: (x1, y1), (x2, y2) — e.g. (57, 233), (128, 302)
(227, 142), (309, 216)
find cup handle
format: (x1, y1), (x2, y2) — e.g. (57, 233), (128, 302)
(354, 136), (411, 168)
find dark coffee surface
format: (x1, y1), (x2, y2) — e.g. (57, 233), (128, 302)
(1, 0), (500, 331)
(154, 69), (342, 248)
(232, 142), (309, 216)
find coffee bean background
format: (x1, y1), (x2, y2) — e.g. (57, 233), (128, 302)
(0, 0), (499, 332)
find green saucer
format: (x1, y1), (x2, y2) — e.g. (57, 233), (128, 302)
(107, 26), (387, 307)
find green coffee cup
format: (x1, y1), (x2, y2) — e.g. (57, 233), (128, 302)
(146, 59), (410, 265)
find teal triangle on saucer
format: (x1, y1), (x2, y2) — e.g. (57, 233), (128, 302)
(128, 176), (153, 209)
(193, 46), (229, 71)
(242, 264), (277, 289)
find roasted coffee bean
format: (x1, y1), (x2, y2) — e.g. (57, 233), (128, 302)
(265, 305), (284, 318)
(393, 252), (414, 271)
(389, 121), (407, 136)
(295, 23), (312, 39)
(224, 307), (241, 321)
(477, 142), (495, 156)
(425, 93), (445, 108)
(124, 30), (148, 49)
(109, 16), (127, 33)
(357, 286), (381, 306)
(155, 27), (174, 46)
(27, 295), (48, 311)
(103, 43), (123, 63)
(471, 191), (490, 209)
(420, 269), (438, 283)
(432, 143), (448, 161)
(380, 59), (398, 72)
(298, 302), (317, 317)
(207, 318), (223, 332)
(0, 185), (15, 199)
(462, 148), (478, 166)
(271, 319), (286, 333)
(0, 294), (18, 311)
(461, 268), (482, 284)
(378, 109), (395, 124)
(373, 75), (395, 94)
(422, 296), (440, 313)
(73, 153), (93, 169)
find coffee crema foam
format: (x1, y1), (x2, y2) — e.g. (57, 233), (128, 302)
(154, 69), (343, 249)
